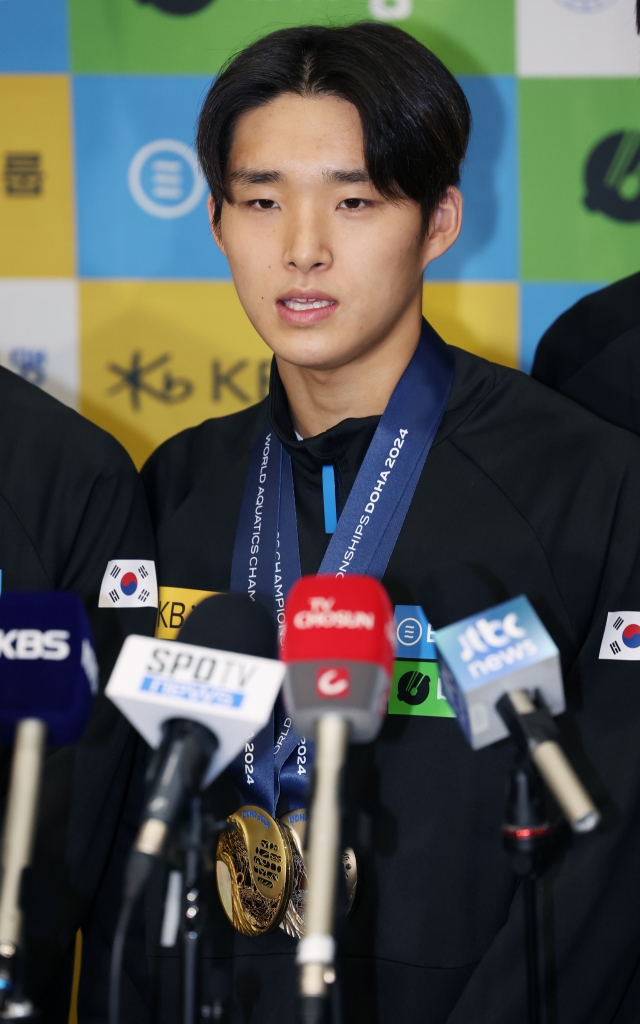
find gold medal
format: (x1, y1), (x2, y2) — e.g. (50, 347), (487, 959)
(277, 808), (358, 939)
(215, 805), (294, 936)
(216, 805), (358, 938)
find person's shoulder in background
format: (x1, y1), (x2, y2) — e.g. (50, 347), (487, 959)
(530, 271), (640, 435)
(0, 365), (153, 595)
(531, 271), (640, 392)
(0, 369), (158, 1019)
(0, 363), (134, 484)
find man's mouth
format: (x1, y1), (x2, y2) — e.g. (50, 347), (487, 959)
(280, 298), (336, 311)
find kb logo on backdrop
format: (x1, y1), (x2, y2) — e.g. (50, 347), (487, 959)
(128, 140), (206, 220)
(584, 131), (640, 223)
(108, 351), (271, 410)
(109, 352), (194, 410)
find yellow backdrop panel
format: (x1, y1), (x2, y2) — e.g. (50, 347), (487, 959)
(79, 281), (272, 467)
(80, 280), (518, 468)
(423, 282), (518, 369)
(0, 76), (75, 277)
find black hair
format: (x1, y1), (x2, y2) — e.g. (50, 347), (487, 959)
(196, 22), (471, 230)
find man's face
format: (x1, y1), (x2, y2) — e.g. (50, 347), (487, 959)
(212, 93), (450, 371)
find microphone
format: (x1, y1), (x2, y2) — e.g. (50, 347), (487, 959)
(281, 575), (395, 1020)
(434, 595), (600, 833)
(105, 594), (284, 901)
(0, 591), (97, 1012)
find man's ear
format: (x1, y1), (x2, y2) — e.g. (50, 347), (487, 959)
(421, 187), (463, 271)
(207, 194), (227, 256)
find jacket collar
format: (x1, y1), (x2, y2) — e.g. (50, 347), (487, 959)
(267, 358), (379, 495)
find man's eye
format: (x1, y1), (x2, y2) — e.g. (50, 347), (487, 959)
(251, 199), (278, 210)
(338, 198), (369, 210)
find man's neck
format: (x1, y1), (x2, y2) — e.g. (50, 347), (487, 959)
(275, 308), (423, 439)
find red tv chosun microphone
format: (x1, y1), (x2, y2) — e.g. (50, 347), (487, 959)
(281, 575), (395, 1023)
(281, 574), (395, 741)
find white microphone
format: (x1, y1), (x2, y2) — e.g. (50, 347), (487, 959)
(435, 595), (600, 833)
(105, 594), (285, 900)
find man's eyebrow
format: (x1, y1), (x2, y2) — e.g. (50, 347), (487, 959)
(228, 169), (283, 186)
(228, 168), (372, 186)
(324, 168), (371, 184)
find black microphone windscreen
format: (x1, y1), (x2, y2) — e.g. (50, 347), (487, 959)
(177, 593), (278, 660)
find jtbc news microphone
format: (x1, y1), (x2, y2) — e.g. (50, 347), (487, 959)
(434, 595), (600, 833)
(0, 591), (97, 1017)
(281, 575), (395, 1023)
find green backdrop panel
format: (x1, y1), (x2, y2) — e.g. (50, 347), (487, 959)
(69, 0), (513, 75)
(402, 0), (513, 74)
(521, 78), (640, 282)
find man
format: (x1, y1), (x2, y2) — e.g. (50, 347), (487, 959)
(0, 366), (156, 1019)
(531, 1), (640, 433)
(532, 272), (640, 434)
(140, 23), (640, 1024)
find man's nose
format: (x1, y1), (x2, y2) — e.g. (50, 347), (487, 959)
(283, 208), (333, 274)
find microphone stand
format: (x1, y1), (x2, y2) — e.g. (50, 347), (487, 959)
(496, 688), (600, 1023)
(183, 797), (203, 1024)
(167, 804), (229, 1024)
(501, 755), (556, 1024)
(298, 713), (349, 1024)
(0, 719), (46, 1021)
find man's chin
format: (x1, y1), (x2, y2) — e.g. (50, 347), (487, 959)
(273, 344), (360, 374)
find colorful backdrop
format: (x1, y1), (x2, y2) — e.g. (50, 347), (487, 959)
(1, 0), (639, 467)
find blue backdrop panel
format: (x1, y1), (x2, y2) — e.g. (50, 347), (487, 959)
(73, 74), (230, 280)
(427, 75), (518, 282)
(0, 0), (69, 72)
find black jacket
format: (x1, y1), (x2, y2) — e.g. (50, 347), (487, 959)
(0, 368), (156, 1019)
(135, 344), (640, 1024)
(532, 271), (640, 436)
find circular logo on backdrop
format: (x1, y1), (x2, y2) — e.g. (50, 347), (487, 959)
(137, 0), (217, 13)
(584, 132), (640, 223)
(554, 0), (619, 11)
(397, 670), (430, 706)
(622, 624), (640, 649)
(120, 572), (138, 597)
(396, 617), (423, 646)
(127, 139), (206, 220)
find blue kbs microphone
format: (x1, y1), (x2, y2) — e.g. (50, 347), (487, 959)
(0, 591), (97, 1014)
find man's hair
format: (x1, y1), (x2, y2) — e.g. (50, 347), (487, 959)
(196, 23), (471, 230)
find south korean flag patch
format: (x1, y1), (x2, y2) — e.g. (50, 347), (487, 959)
(99, 560), (158, 609)
(599, 612), (640, 660)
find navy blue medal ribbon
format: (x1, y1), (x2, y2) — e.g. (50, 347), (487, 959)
(228, 319), (454, 813)
(229, 435), (303, 812)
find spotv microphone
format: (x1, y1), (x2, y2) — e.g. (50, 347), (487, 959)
(281, 575), (395, 1020)
(0, 591), (97, 1011)
(105, 593), (284, 901)
(435, 595), (600, 833)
